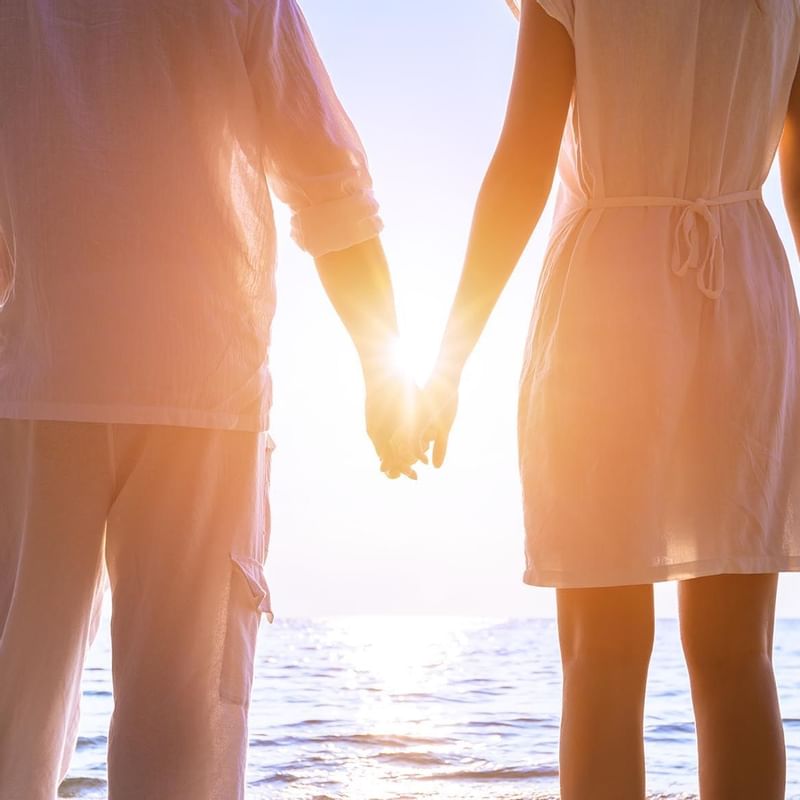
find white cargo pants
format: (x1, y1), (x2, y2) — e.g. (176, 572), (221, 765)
(0, 420), (273, 800)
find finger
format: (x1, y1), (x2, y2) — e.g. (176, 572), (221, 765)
(400, 463), (418, 480)
(419, 424), (438, 451)
(382, 454), (418, 481)
(414, 433), (431, 463)
(381, 455), (407, 479)
(432, 431), (449, 469)
(393, 445), (418, 465)
(381, 455), (397, 475)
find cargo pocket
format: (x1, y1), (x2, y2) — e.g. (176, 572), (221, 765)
(260, 434), (276, 563)
(219, 553), (273, 706)
(0, 226), (14, 308)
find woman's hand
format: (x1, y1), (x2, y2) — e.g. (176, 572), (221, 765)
(420, 370), (460, 469)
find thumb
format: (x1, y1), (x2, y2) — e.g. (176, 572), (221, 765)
(432, 428), (449, 469)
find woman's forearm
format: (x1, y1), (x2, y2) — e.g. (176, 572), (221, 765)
(433, 1), (574, 383)
(435, 149), (555, 379)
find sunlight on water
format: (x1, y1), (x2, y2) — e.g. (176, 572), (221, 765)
(331, 615), (470, 692)
(62, 617), (800, 800)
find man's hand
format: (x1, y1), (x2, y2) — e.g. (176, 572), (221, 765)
(315, 238), (431, 480)
(365, 370), (426, 479)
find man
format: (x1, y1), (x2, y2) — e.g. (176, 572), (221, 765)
(0, 1), (416, 797)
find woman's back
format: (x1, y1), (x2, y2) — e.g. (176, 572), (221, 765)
(516, 0), (800, 587)
(552, 0), (800, 200)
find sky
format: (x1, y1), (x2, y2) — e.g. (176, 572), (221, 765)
(264, 0), (800, 618)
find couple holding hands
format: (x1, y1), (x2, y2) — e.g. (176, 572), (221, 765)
(2, 0), (800, 799)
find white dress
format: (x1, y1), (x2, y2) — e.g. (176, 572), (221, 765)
(515, 0), (800, 587)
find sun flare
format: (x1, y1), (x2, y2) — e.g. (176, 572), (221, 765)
(389, 333), (437, 388)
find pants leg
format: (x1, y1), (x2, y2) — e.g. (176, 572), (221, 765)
(0, 421), (111, 800)
(105, 424), (272, 800)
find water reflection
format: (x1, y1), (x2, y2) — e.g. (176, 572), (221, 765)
(62, 617), (800, 799)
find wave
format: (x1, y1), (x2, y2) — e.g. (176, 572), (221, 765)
(251, 732), (451, 748)
(249, 772), (303, 785)
(57, 777), (107, 798)
(646, 723), (696, 736)
(464, 717), (557, 729)
(419, 764), (559, 781)
(75, 735), (107, 751)
(374, 751), (448, 767)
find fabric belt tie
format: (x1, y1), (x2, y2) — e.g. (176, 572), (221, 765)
(584, 189), (762, 300)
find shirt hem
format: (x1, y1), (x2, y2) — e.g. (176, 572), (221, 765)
(0, 402), (269, 433)
(523, 555), (800, 588)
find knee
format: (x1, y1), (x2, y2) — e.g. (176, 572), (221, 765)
(561, 622), (654, 677)
(680, 620), (772, 681)
(558, 589), (654, 677)
(679, 573), (778, 683)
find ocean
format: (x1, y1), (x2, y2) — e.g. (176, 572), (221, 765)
(60, 617), (800, 799)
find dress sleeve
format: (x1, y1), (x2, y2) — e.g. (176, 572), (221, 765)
(244, 0), (383, 258)
(507, 0), (574, 41)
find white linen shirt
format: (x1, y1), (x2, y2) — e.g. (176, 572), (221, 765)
(0, 0), (382, 431)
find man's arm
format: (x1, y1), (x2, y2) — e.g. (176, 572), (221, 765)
(315, 237), (420, 477)
(425, 0), (574, 466)
(314, 237), (397, 378)
(245, 0), (417, 474)
(245, 0), (383, 256)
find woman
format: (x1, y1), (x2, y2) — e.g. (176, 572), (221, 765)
(422, 1), (800, 797)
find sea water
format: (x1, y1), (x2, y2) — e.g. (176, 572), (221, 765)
(61, 617), (800, 799)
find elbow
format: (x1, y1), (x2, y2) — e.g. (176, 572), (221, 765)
(484, 144), (558, 215)
(781, 172), (800, 227)
(779, 138), (800, 216)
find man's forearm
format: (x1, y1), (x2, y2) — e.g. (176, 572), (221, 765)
(315, 236), (400, 382)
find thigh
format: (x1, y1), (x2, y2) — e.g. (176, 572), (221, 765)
(0, 420), (110, 795)
(105, 424), (272, 699)
(0, 418), (110, 645)
(105, 425), (273, 799)
(557, 584), (655, 665)
(678, 574), (778, 666)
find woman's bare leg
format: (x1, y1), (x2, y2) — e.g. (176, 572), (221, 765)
(679, 573), (784, 800)
(557, 584), (654, 800)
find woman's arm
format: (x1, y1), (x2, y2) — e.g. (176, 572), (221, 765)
(780, 52), (800, 256)
(425, 0), (575, 466)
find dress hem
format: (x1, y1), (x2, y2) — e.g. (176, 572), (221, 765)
(523, 555), (800, 588)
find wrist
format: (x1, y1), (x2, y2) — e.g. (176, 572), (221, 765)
(361, 348), (401, 392)
(432, 349), (466, 385)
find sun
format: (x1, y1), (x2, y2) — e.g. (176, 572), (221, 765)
(388, 331), (437, 388)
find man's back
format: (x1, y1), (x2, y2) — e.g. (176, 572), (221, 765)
(0, 4), (405, 799)
(0, 0), (381, 431)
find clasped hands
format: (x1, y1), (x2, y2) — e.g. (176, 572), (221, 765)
(365, 364), (460, 479)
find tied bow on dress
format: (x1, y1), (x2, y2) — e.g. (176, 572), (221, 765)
(585, 189), (762, 300)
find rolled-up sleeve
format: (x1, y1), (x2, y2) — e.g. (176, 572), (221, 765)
(244, 0), (383, 257)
